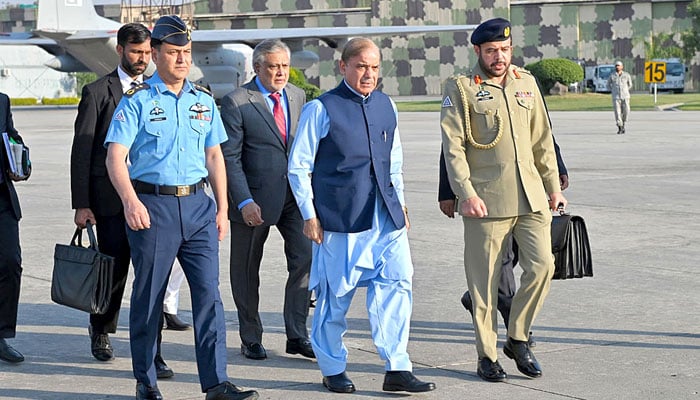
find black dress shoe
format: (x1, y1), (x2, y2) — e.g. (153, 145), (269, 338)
(240, 343), (266, 360)
(286, 338), (315, 358)
(154, 354), (174, 379)
(163, 312), (191, 331)
(323, 371), (356, 393)
(136, 382), (163, 400)
(477, 358), (507, 382)
(460, 290), (474, 319)
(0, 338), (24, 363)
(205, 381), (259, 400)
(89, 326), (114, 361)
(383, 371), (436, 392)
(503, 337), (542, 378)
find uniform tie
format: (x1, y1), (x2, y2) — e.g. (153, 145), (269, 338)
(269, 92), (286, 144)
(130, 81), (139, 88)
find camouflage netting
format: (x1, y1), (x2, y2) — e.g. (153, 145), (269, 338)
(3, 0), (697, 94)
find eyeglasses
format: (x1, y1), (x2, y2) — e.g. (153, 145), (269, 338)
(263, 63), (290, 72)
(481, 45), (513, 56)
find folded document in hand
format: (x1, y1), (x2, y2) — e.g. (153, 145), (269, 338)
(2, 132), (31, 179)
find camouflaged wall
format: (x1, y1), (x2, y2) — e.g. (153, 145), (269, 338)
(510, 1), (696, 92)
(190, 0), (696, 94)
(192, 0), (510, 94)
(3, 0), (696, 94)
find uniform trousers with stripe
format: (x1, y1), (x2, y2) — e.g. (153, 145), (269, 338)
(126, 189), (228, 392)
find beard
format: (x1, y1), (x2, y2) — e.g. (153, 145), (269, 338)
(121, 58), (148, 77)
(478, 57), (510, 79)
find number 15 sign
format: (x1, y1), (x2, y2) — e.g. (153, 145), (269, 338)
(644, 61), (666, 84)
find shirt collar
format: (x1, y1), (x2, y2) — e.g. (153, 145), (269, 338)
(254, 76), (284, 98)
(117, 65), (143, 93)
(342, 80), (371, 101)
(146, 72), (196, 95)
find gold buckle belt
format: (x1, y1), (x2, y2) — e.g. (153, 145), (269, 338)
(132, 180), (205, 196)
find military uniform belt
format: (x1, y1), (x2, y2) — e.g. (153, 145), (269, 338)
(132, 179), (205, 197)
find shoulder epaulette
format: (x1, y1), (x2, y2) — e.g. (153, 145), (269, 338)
(124, 82), (150, 97)
(194, 84), (213, 97)
(515, 67), (533, 77)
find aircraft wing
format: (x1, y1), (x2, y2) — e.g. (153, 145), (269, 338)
(0, 33), (56, 46)
(191, 25), (474, 47)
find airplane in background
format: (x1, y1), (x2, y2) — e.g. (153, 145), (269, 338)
(0, 0), (474, 99)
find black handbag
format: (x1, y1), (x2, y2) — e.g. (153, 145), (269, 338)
(551, 212), (593, 280)
(51, 221), (114, 314)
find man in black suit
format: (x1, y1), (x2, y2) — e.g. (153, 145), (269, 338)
(221, 39), (314, 360)
(0, 92), (28, 364)
(70, 23), (172, 378)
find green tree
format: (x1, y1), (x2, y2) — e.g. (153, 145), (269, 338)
(289, 67), (322, 101)
(524, 58), (584, 94)
(73, 72), (98, 96)
(681, 0), (700, 62)
(644, 32), (683, 60)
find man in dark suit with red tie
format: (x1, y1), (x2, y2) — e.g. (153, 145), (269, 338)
(70, 23), (172, 378)
(220, 39), (314, 361)
(0, 91), (28, 363)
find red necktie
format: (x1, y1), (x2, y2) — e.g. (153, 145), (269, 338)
(269, 92), (287, 144)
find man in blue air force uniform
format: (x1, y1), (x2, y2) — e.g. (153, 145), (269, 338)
(288, 37), (436, 395)
(104, 15), (258, 400)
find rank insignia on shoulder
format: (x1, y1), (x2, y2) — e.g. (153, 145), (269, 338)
(442, 96), (453, 108)
(194, 84), (212, 96)
(125, 82), (150, 97)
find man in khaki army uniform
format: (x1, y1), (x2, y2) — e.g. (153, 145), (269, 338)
(608, 60), (632, 134)
(440, 18), (567, 383)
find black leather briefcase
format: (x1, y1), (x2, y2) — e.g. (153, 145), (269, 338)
(551, 213), (593, 280)
(51, 221), (114, 314)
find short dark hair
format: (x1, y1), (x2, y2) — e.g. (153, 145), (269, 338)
(117, 23), (151, 48)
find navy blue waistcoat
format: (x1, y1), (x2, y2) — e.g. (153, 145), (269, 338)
(313, 83), (405, 233)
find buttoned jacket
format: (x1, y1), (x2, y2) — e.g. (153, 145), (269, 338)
(441, 64), (560, 217)
(220, 79), (305, 224)
(70, 70), (124, 216)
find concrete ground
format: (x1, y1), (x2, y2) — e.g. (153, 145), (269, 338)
(1, 108), (698, 399)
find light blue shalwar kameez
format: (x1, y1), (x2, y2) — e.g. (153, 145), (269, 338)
(288, 92), (414, 377)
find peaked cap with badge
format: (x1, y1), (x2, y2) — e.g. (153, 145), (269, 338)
(470, 17), (511, 45)
(151, 15), (191, 46)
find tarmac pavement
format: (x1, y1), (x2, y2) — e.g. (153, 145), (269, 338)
(1, 108), (699, 399)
